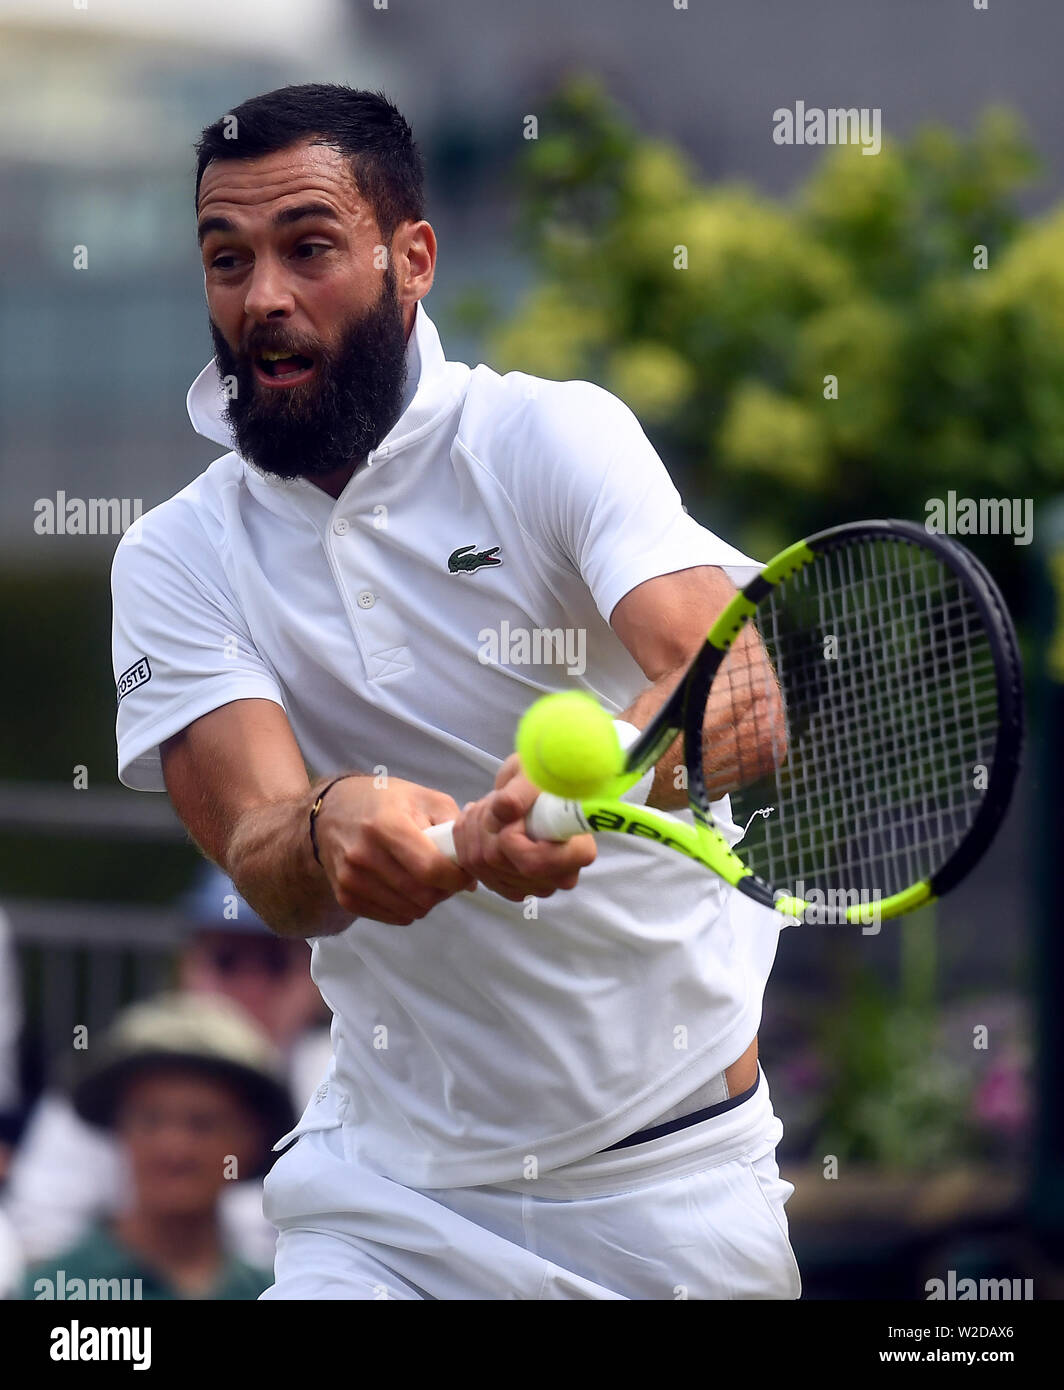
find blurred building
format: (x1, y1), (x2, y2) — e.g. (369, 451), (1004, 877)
(2, 0), (1064, 561)
(0, 0), (379, 564)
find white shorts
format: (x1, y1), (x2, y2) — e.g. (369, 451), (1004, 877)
(259, 1065), (800, 1301)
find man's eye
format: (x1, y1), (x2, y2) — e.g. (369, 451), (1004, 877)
(210, 254), (239, 270)
(294, 242), (330, 259)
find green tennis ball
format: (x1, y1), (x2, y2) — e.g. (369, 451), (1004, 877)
(516, 692), (623, 799)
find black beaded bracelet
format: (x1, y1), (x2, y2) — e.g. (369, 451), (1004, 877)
(309, 775), (356, 866)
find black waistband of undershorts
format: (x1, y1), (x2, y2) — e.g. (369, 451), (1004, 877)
(600, 1072), (762, 1153)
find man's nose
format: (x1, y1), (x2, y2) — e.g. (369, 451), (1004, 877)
(243, 257), (296, 323)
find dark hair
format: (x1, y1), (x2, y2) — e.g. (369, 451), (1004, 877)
(194, 84), (424, 242)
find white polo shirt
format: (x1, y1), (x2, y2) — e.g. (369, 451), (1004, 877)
(111, 302), (781, 1188)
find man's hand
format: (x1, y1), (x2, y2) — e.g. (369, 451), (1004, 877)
(452, 754), (596, 902)
(314, 776), (477, 926)
(162, 699), (476, 937)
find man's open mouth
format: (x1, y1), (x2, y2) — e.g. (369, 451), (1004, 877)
(255, 350), (316, 380)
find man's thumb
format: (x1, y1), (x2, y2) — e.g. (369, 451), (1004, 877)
(487, 783), (531, 825)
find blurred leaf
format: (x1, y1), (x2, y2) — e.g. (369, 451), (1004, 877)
(718, 381), (829, 488)
(490, 284), (610, 379)
(605, 341), (695, 422)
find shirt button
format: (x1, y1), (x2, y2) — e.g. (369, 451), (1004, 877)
(357, 589), (376, 609)
(333, 518), (350, 536)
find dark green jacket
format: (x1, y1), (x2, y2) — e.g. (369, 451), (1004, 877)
(21, 1223), (270, 1301)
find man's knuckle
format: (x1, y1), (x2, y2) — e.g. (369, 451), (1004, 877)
(335, 867), (361, 899)
(340, 847), (371, 878)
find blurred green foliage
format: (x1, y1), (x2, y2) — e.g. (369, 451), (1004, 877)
(474, 77), (1062, 592)
(0, 570), (113, 782)
(816, 911), (973, 1169)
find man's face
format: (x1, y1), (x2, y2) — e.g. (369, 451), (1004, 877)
(115, 1072), (264, 1218)
(180, 929), (327, 1049)
(197, 142), (410, 484)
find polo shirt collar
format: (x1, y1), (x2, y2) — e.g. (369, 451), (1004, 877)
(185, 300), (453, 459)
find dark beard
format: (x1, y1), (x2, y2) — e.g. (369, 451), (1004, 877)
(208, 270), (409, 482)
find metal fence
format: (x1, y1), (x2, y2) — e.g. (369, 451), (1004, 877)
(2, 783), (189, 1086)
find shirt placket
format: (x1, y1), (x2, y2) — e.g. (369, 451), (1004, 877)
(326, 460), (413, 682)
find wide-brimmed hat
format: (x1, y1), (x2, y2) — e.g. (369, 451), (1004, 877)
(69, 993), (295, 1167)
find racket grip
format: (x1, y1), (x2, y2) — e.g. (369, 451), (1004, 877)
(423, 820), (457, 858)
(424, 793), (588, 862)
(525, 793), (588, 841)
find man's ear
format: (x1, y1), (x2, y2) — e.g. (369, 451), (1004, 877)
(394, 220), (437, 307)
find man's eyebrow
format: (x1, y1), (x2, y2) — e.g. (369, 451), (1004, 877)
(273, 202), (343, 230)
(197, 215), (235, 245)
(197, 202), (343, 246)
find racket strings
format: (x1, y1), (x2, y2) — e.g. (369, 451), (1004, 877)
(706, 536), (1000, 903)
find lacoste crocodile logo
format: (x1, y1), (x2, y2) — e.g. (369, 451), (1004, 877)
(448, 544), (502, 574)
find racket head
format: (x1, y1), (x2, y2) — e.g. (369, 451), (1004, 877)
(682, 519), (1023, 924)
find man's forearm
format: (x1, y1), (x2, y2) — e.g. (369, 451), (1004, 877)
(623, 628), (785, 810)
(622, 668), (688, 810)
(224, 779), (360, 939)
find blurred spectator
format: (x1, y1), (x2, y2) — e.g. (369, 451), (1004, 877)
(0, 1207), (23, 1300)
(177, 865), (328, 1064)
(2, 866), (331, 1266)
(0, 908), (22, 1184)
(3, 1094), (121, 1265)
(20, 994), (292, 1300)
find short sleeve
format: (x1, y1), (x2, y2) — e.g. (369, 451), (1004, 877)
(111, 506), (284, 791)
(528, 383), (759, 622)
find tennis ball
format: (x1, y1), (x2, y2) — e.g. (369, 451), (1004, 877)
(516, 692), (623, 799)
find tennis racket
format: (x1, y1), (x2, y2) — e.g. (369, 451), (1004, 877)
(426, 519), (1023, 925)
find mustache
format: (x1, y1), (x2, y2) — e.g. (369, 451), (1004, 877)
(230, 332), (321, 360)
